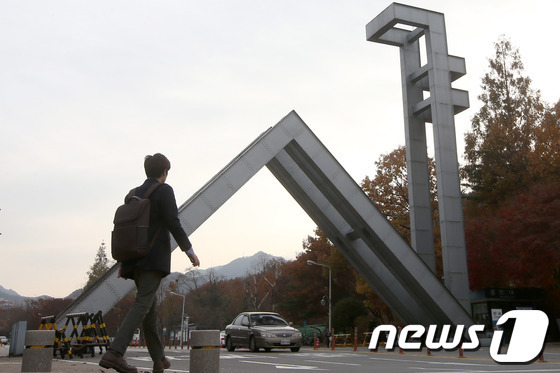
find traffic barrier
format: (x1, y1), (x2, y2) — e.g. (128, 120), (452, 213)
(333, 334), (351, 347)
(39, 315), (72, 359)
(331, 329), (335, 351)
(458, 342), (464, 358)
(89, 311), (110, 352)
(190, 330), (220, 373)
(21, 330), (56, 372)
(353, 327), (358, 352)
(63, 311), (110, 358)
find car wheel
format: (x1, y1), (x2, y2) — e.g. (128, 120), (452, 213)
(290, 347), (300, 352)
(249, 336), (259, 352)
(225, 336), (235, 352)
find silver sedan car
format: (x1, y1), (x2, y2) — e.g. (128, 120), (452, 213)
(225, 312), (303, 352)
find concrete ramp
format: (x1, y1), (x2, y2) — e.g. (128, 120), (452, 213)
(57, 111), (472, 328)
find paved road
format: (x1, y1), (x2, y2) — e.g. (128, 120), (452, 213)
(3, 345), (560, 372)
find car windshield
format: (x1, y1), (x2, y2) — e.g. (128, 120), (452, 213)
(251, 314), (288, 326)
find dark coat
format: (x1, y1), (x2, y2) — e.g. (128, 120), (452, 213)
(120, 178), (192, 279)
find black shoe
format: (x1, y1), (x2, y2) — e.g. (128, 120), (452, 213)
(153, 356), (171, 373)
(99, 349), (138, 373)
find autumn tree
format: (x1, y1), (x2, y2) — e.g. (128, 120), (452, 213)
(361, 145), (438, 242)
(275, 229), (336, 325)
(275, 228), (364, 332)
(462, 36), (560, 298)
(465, 182), (560, 313)
(1, 298), (74, 331)
(361, 146), (410, 240)
(178, 269), (206, 299)
(463, 36), (545, 208)
(243, 258), (284, 312)
(182, 270), (245, 329)
(85, 241), (113, 289)
(332, 297), (367, 334)
(529, 99), (560, 183)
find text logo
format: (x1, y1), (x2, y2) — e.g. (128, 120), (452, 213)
(489, 310), (548, 363)
(369, 310), (549, 364)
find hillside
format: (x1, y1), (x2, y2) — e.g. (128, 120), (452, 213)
(0, 251), (286, 302)
(162, 251), (284, 293)
(0, 285), (53, 305)
(0, 285), (24, 304)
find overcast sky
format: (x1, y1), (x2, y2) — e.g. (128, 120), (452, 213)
(1, 0), (559, 298)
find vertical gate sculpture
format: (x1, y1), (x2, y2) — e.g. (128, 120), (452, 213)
(367, 3), (471, 311)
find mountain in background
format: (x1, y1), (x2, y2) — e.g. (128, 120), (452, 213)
(0, 251), (285, 302)
(204, 251), (283, 279)
(0, 285), (52, 305)
(65, 288), (83, 300)
(0, 285), (25, 304)
(163, 251), (284, 293)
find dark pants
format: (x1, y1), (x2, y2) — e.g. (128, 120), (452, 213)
(109, 270), (164, 363)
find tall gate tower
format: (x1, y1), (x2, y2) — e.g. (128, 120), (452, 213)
(367, 3), (471, 311)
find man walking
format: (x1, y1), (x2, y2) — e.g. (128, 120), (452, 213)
(100, 153), (200, 373)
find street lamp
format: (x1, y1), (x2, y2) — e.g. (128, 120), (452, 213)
(306, 260), (332, 334)
(170, 291), (186, 349)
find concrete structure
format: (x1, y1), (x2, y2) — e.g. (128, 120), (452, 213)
(366, 3), (471, 312)
(21, 330), (55, 372)
(9, 321), (26, 357)
(189, 330), (220, 373)
(56, 3), (473, 329)
(57, 111), (472, 328)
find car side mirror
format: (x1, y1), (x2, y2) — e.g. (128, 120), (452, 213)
(289, 322), (294, 326)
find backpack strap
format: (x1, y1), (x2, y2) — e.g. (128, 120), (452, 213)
(143, 182), (163, 199)
(124, 189), (136, 203)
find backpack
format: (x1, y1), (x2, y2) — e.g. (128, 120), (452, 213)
(111, 182), (162, 262)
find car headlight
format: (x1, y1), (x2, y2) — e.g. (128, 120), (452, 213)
(260, 332), (275, 338)
(293, 332), (302, 338)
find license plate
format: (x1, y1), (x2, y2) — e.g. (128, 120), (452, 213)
(280, 338), (290, 345)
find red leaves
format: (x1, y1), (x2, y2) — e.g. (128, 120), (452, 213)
(466, 182), (560, 291)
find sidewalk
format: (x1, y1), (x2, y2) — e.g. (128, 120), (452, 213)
(2, 343), (560, 372)
(0, 357), (104, 373)
(0, 345), (189, 373)
(0, 345), (106, 373)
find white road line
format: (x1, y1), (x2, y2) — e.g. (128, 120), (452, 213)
(241, 360), (328, 370)
(306, 359), (361, 366)
(369, 357), (495, 367)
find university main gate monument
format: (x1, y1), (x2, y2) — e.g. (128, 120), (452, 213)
(58, 3), (473, 329)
